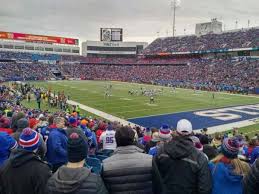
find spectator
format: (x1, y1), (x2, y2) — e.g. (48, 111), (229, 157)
(145, 131), (160, 153)
(209, 137), (251, 194)
(243, 159), (259, 194)
(11, 118), (29, 141)
(0, 117), (13, 134)
(250, 136), (259, 164)
(154, 119), (212, 194)
(148, 124), (172, 156)
(0, 132), (17, 166)
(46, 117), (68, 172)
(99, 124), (117, 151)
(45, 133), (108, 194)
(102, 126), (154, 194)
(0, 128), (51, 194)
(66, 117), (87, 142)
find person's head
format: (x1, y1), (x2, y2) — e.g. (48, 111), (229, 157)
(144, 127), (152, 137)
(19, 128), (41, 152)
(176, 119), (193, 136)
(151, 132), (160, 143)
(81, 119), (88, 127)
(159, 124), (172, 142)
(190, 136), (203, 151)
(17, 118), (29, 132)
(54, 117), (65, 129)
(67, 133), (88, 167)
(212, 137), (250, 176)
(199, 135), (209, 145)
(115, 126), (135, 147)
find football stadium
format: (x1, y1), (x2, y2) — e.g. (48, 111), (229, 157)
(0, 0), (259, 193)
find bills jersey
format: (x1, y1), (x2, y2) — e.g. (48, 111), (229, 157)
(100, 130), (117, 150)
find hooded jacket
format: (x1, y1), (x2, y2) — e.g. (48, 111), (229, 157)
(0, 149), (51, 194)
(46, 166), (108, 194)
(154, 136), (212, 194)
(209, 162), (244, 194)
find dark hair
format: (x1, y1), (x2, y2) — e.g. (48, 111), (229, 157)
(115, 126), (135, 147)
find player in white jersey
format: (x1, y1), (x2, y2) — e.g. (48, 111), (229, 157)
(99, 129), (117, 151)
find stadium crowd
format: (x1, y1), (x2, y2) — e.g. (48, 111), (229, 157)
(0, 83), (259, 194)
(61, 58), (259, 92)
(143, 28), (259, 54)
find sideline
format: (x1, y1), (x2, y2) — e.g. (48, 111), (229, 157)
(67, 99), (138, 128)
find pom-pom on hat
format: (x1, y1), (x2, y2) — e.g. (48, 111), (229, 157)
(19, 128), (40, 151)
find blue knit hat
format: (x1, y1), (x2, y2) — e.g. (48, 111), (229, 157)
(159, 124), (171, 141)
(19, 128), (41, 151)
(221, 137), (239, 159)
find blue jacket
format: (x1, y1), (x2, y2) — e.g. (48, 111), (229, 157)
(250, 146), (259, 164)
(209, 162), (244, 194)
(46, 128), (68, 165)
(0, 132), (17, 166)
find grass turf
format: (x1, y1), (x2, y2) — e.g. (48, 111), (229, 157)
(28, 80), (259, 119)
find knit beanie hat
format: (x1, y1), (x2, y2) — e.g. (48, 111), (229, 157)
(176, 119), (193, 136)
(81, 119), (88, 126)
(190, 136), (203, 151)
(69, 117), (77, 127)
(159, 124), (172, 141)
(67, 133), (88, 163)
(221, 137), (239, 159)
(19, 128), (41, 151)
(17, 118), (29, 131)
(144, 127), (152, 136)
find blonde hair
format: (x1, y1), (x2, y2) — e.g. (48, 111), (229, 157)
(211, 154), (250, 177)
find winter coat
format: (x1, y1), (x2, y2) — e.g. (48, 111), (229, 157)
(45, 166), (108, 194)
(209, 162), (244, 194)
(250, 146), (259, 164)
(0, 149), (51, 194)
(0, 132), (17, 166)
(154, 136), (212, 194)
(243, 159), (259, 194)
(102, 145), (154, 194)
(46, 128), (68, 165)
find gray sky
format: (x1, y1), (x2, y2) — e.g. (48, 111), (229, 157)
(0, 0), (258, 44)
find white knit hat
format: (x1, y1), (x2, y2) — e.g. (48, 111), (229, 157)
(176, 119), (193, 136)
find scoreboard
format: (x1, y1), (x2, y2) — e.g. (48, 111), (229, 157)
(100, 28), (123, 42)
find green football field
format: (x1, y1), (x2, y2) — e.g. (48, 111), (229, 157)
(29, 80), (259, 119)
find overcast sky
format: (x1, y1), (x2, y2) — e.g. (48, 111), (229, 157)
(0, 0), (258, 44)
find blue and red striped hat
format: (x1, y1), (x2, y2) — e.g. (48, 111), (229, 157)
(19, 128), (41, 151)
(221, 137), (239, 159)
(159, 124), (171, 141)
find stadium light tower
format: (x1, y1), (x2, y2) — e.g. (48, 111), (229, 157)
(171, 0), (181, 37)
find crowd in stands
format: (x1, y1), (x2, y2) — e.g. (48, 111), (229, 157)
(0, 62), (54, 81)
(0, 84), (259, 194)
(144, 28), (259, 54)
(61, 58), (259, 92)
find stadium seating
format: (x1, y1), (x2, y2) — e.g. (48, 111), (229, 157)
(143, 27), (259, 54)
